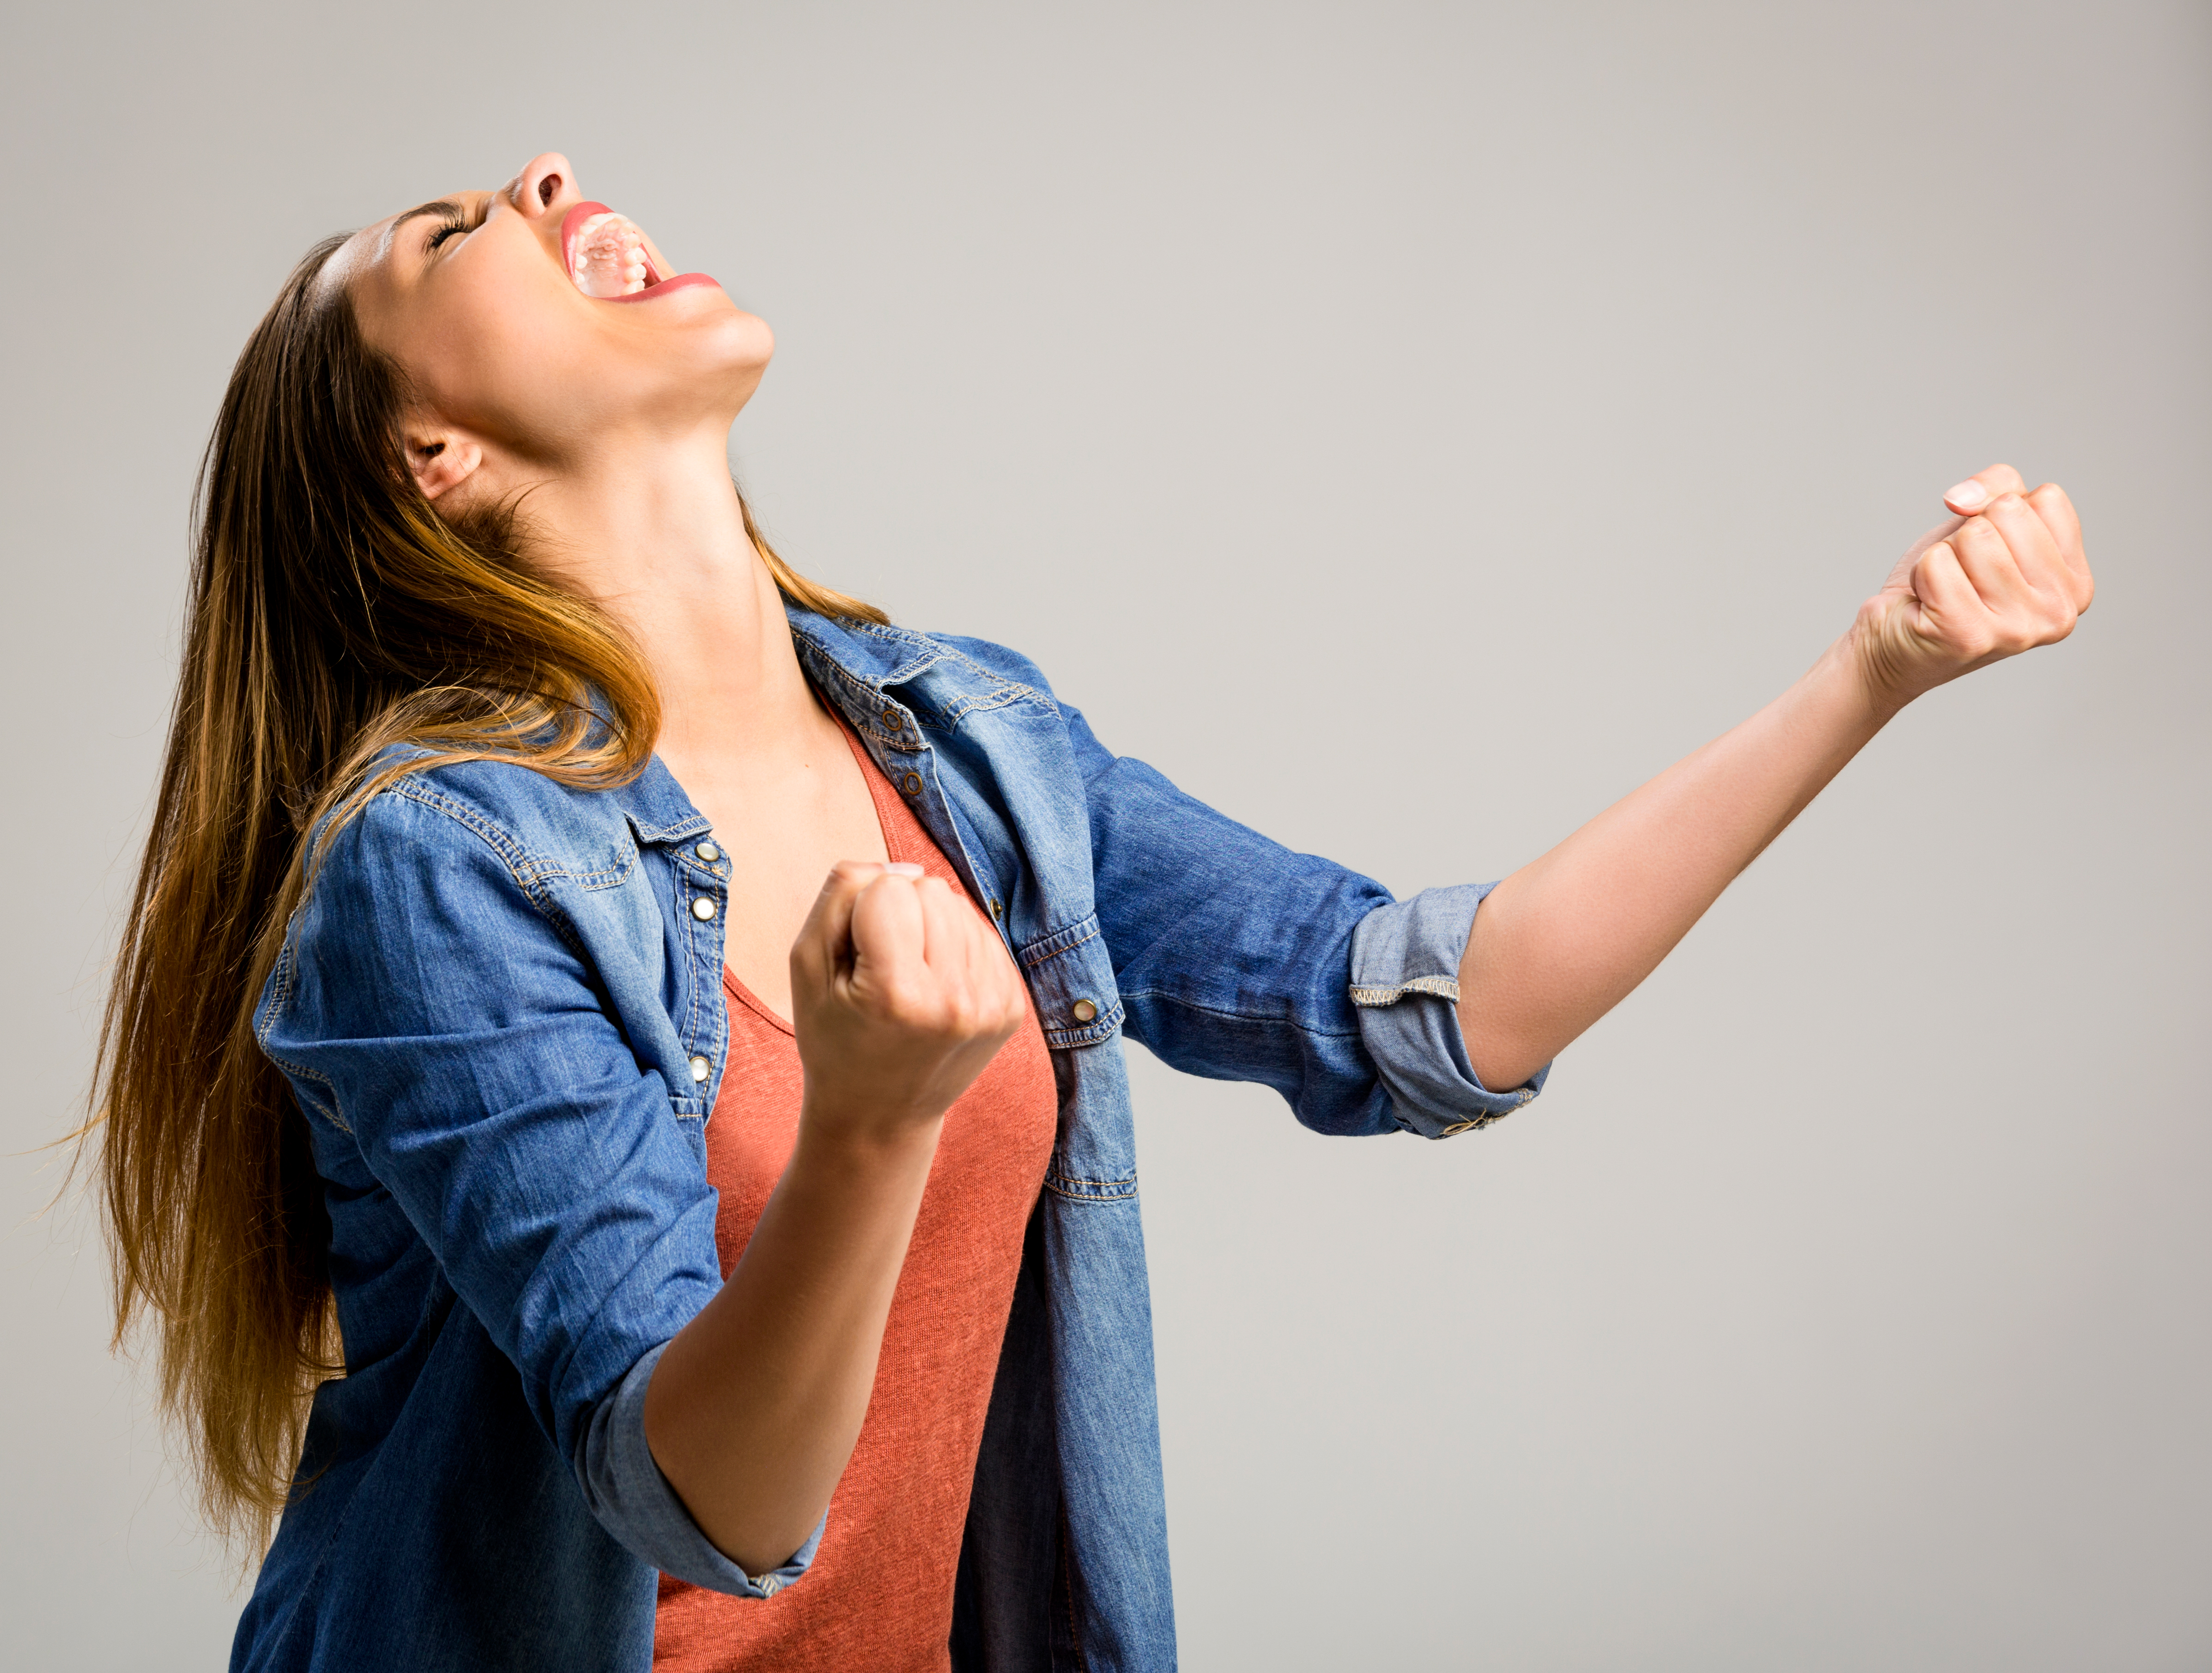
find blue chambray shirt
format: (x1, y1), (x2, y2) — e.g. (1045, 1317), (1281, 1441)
(235, 604), (1547, 1673)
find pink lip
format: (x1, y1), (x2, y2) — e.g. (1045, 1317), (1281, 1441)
(559, 199), (719, 302)
(599, 271), (723, 303)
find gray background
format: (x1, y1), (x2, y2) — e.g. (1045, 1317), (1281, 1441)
(4, 2), (2206, 1667)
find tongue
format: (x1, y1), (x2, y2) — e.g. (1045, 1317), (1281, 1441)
(571, 211), (655, 297)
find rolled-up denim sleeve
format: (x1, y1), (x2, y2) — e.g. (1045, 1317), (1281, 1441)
(579, 1345), (824, 1596)
(1349, 882), (1550, 1139)
(934, 632), (1546, 1142)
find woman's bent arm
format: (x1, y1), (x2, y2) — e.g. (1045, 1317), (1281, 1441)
(642, 860), (1027, 1576)
(1457, 466), (2094, 1092)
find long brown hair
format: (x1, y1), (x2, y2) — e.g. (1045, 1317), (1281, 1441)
(90, 233), (882, 1552)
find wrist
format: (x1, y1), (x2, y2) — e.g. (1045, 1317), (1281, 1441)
(1824, 623), (1914, 731)
(792, 1099), (945, 1174)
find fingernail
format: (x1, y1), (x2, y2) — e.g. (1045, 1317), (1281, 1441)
(884, 862), (924, 877)
(1944, 479), (1988, 511)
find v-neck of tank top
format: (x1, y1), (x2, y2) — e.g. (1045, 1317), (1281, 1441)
(718, 712), (929, 1037)
(654, 710), (1059, 1673)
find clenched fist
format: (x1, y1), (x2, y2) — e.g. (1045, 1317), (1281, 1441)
(1851, 463), (2094, 711)
(788, 860), (1030, 1143)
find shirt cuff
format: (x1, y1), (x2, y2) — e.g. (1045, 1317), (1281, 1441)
(1349, 882), (1550, 1140)
(576, 1340), (825, 1596)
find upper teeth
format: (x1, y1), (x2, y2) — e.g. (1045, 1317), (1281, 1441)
(572, 212), (652, 297)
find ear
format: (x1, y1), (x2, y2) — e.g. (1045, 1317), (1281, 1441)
(406, 429), (484, 502)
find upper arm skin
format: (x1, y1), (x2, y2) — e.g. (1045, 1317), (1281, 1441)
(257, 785), (722, 1470)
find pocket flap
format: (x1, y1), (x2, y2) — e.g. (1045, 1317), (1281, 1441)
(1017, 912), (1122, 1049)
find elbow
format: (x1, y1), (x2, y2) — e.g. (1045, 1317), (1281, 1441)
(579, 1342), (824, 1599)
(1351, 883), (1553, 1140)
(1462, 1029), (1548, 1098)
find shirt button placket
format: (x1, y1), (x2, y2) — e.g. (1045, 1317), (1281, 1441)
(687, 847), (728, 1106)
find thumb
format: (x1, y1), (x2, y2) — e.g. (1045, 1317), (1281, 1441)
(1885, 511), (1968, 594)
(1939, 462), (2028, 516)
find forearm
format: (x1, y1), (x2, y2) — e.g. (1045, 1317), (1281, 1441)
(1457, 635), (1896, 1090)
(642, 1112), (939, 1575)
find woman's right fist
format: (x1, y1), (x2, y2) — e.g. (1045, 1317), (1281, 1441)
(788, 861), (1030, 1142)
(1849, 463), (2093, 712)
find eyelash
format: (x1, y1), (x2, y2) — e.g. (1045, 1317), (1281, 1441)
(427, 209), (483, 253)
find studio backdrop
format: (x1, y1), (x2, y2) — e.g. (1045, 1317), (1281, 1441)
(4, 3), (2206, 1669)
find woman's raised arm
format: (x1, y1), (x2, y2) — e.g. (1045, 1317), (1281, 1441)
(1455, 464), (2094, 1092)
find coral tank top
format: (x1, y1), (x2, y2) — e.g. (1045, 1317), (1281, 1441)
(652, 721), (1058, 1672)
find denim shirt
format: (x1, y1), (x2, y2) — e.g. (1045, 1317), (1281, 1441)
(234, 604), (1546, 1673)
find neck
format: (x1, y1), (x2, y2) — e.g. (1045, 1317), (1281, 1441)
(519, 424), (818, 772)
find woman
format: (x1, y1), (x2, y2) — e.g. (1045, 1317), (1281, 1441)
(94, 151), (2091, 1673)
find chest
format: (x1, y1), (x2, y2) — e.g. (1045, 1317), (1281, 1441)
(673, 727), (889, 1022)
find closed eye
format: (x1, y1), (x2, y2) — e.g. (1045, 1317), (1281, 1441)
(420, 198), (491, 257)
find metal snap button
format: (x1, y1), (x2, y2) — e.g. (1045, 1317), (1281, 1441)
(988, 898), (1002, 920)
(695, 841), (721, 863)
(689, 1056), (711, 1083)
(900, 772), (922, 796)
(691, 897), (717, 921)
(1070, 999), (1098, 1024)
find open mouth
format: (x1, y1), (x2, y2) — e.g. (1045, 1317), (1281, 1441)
(562, 200), (671, 298)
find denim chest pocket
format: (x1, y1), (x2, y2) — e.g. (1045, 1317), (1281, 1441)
(510, 832), (638, 895)
(388, 779), (641, 899)
(1017, 912), (1122, 1049)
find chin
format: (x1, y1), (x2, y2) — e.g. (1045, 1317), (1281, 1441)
(660, 288), (770, 363)
(660, 308), (771, 418)
(695, 307), (774, 400)
(725, 306), (775, 370)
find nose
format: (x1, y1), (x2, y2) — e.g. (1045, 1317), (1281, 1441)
(509, 152), (578, 220)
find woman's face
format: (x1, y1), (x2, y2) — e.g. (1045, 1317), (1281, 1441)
(330, 152), (772, 481)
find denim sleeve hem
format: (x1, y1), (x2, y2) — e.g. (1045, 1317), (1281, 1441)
(576, 1341), (825, 1596)
(1349, 883), (1551, 1140)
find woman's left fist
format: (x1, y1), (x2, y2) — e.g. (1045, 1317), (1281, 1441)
(1851, 463), (2094, 711)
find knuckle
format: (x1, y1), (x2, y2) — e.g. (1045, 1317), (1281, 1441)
(944, 992), (982, 1037)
